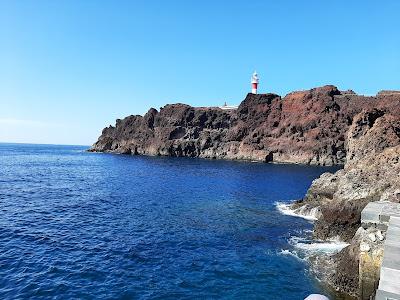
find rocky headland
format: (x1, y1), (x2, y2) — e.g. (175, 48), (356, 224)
(293, 106), (400, 297)
(91, 86), (400, 298)
(91, 86), (396, 164)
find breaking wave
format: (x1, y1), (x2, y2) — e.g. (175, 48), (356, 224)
(275, 201), (320, 221)
(276, 201), (347, 258)
(279, 249), (305, 261)
(289, 236), (349, 254)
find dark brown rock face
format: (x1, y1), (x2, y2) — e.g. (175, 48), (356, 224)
(305, 110), (400, 242)
(299, 103), (400, 296)
(332, 242), (361, 296)
(90, 85), (399, 167)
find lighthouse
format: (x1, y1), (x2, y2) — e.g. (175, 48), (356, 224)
(251, 71), (259, 94)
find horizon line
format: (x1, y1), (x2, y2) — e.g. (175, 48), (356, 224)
(0, 141), (90, 147)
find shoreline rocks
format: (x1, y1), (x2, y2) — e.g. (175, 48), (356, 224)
(294, 107), (400, 297)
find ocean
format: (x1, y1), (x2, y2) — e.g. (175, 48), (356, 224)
(0, 143), (344, 299)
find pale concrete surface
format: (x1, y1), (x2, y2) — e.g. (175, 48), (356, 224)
(375, 216), (400, 300)
(362, 201), (400, 230)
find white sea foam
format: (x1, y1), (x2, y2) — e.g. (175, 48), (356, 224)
(275, 202), (320, 221)
(279, 249), (304, 261)
(289, 236), (349, 254)
(276, 201), (348, 264)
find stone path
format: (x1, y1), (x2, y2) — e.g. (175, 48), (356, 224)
(361, 201), (400, 300)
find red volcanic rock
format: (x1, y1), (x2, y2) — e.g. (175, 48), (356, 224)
(377, 90), (400, 96)
(90, 85), (400, 166)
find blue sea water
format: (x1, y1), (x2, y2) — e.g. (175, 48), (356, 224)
(0, 143), (342, 299)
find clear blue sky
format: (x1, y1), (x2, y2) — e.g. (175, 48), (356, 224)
(1, 0), (399, 145)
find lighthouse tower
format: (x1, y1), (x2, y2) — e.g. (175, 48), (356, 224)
(251, 71), (259, 94)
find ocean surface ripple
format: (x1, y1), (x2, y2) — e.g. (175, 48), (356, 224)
(0, 143), (340, 299)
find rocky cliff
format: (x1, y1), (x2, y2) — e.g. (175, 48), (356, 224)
(293, 102), (400, 296)
(90, 85), (397, 166)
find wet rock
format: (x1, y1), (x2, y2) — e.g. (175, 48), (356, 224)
(331, 242), (361, 296)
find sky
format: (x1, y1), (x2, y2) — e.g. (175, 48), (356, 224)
(0, 1), (399, 145)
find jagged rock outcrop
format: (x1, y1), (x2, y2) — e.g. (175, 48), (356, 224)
(302, 110), (400, 241)
(295, 104), (400, 296)
(91, 85), (398, 166)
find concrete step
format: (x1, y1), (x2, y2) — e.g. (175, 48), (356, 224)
(382, 245), (400, 270)
(375, 289), (400, 300)
(378, 267), (400, 294)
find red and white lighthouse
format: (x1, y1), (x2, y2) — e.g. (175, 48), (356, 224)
(251, 71), (259, 94)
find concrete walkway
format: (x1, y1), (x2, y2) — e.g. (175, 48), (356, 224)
(361, 201), (400, 300)
(376, 216), (400, 299)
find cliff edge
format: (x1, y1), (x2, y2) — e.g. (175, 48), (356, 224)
(90, 85), (397, 166)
